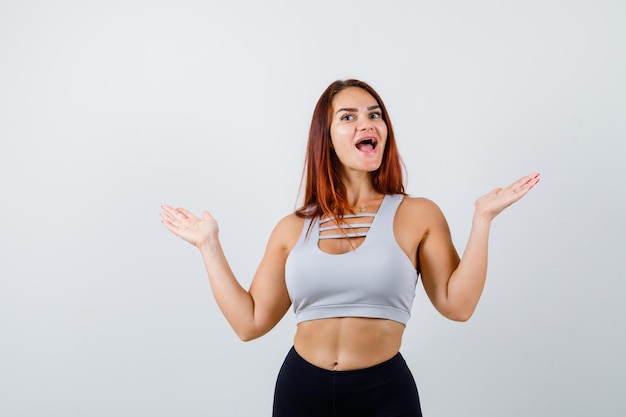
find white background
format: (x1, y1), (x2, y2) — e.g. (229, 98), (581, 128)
(1, 1), (625, 416)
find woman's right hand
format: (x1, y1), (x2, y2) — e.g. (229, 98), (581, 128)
(160, 205), (219, 248)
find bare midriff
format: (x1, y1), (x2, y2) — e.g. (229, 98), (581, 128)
(293, 317), (405, 371)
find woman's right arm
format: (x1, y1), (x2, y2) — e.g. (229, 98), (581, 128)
(160, 206), (298, 341)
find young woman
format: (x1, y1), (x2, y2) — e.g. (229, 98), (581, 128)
(160, 79), (540, 417)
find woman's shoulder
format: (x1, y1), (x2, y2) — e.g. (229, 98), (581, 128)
(399, 195), (442, 211)
(268, 212), (306, 251)
(397, 195), (447, 223)
(276, 212), (306, 229)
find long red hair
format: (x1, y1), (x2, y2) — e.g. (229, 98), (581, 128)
(296, 79), (406, 219)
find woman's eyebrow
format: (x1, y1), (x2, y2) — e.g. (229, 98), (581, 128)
(335, 105), (381, 115)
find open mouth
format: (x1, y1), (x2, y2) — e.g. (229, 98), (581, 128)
(355, 138), (377, 152)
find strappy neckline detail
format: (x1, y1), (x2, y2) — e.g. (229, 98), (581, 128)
(314, 196), (390, 254)
(318, 212), (377, 240)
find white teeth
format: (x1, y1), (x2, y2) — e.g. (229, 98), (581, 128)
(356, 138), (376, 145)
(360, 139), (376, 147)
(356, 138), (377, 151)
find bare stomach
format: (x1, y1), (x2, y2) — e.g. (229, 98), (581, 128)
(293, 317), (405, 371)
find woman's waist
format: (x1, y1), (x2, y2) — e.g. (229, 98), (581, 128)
(293, 317), (405, 371)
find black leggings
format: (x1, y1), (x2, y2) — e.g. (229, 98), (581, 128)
(273, 347), (422, 417)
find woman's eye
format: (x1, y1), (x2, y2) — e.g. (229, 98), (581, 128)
(370, 112), (382, 119)
(341, 114), (354, 121)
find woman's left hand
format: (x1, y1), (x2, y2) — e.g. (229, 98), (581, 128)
(475, 172), (540, 220)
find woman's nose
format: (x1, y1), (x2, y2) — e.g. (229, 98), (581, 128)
(357, 117), (374, 130)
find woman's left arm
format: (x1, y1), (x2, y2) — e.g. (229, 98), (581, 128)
(419, 172), (540, 321)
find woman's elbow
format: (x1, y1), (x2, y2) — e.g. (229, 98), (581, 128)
(439, 305), (475, 322)
(238, 333), (259, 342)
(447, 311), (473, 322)
(234, 322), (272, 342)
(235, 327), (262, 342)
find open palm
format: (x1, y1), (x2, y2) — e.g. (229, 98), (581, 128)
(160, 205), (219, 248)
(475, 172), (540, 219)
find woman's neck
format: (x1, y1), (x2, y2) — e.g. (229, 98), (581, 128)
(340, 176), (382, 208)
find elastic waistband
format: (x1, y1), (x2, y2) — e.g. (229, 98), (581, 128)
(283, 346), (409, 393)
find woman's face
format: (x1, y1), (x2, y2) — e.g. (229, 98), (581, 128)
(330, 87), (388, 175)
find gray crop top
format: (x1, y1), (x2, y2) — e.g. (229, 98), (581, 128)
(285, 194), (418, 325)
